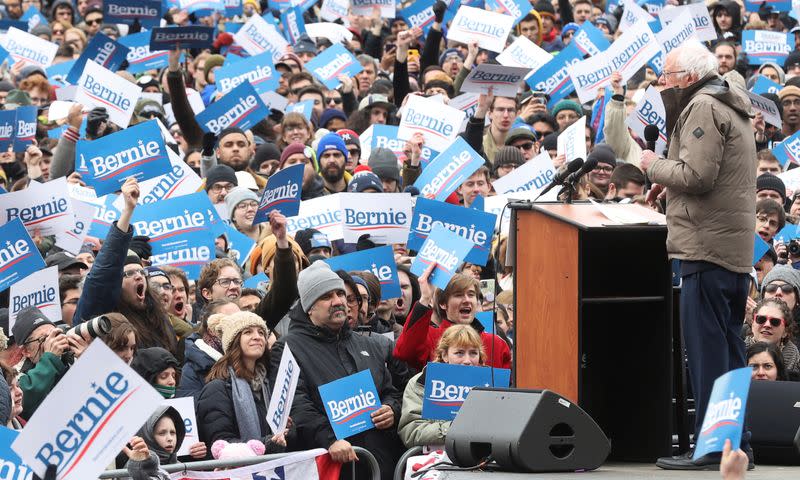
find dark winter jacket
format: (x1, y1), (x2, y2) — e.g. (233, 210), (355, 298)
(176, 334), (219, 399)
(131, 347), (180, 385)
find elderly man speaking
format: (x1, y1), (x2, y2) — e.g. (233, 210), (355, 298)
(640, 42), (756, 470)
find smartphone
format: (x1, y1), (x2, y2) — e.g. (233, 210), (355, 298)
(408, 49), (420, 63)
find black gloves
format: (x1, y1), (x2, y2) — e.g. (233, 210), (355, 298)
(356, 234), (378, 251)
(202, 132), (217, 157)
(433, 0), (447, 23)
(85, 107), (109, 140)
(129, 236), (152, 260)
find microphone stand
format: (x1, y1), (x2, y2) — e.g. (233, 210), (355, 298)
(558, 180), (577, 204)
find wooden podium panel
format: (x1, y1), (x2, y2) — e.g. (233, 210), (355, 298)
(512, 203), (672, 462)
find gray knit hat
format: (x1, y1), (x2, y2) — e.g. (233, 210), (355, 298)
(761, 265), (800, 295)
(225, 186), (259, 220)
(368, 148), (401, 185)
(298, 261), (344, 311)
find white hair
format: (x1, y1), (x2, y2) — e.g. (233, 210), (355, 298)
(670, 41), (719, 80)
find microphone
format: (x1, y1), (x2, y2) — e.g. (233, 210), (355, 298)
(564, 157), (599, 185)
(536, 158), (584, 199)
(644, 124), (660, 153)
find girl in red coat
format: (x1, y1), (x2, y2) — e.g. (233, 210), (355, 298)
(393, 263), (512, 371)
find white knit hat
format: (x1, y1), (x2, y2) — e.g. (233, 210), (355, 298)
(215, 311), (268, 353)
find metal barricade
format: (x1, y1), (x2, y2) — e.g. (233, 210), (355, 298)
(98, 447), (380, 480)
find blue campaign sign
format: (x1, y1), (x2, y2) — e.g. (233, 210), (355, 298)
(694, 367), (752, 458)
(324, 245), (401, 299)
(753, 233), (770, 265)
(485, 0), (532, 24)
(413, 137), (485, 202)
(319, 369), (380, 440)
(21, 6), (46, 30)
(181, 0), (224, 14)
(130, 192), (218, 279)
(223, 0), (243, 17)
(0, 219), (45, 292)
(197, 81), (270, 134)
(254, 163), (303, 223)
(399, 1), (436, 37)
(0, 110), (15, 151)
(88, 195), (120, 239)
(771, 130), (800, 166)
(67, 33), (130, 84)
(104, 0), (163, 27)
(45, 59), (75, 87)
(640, 0), (664, 16)
(77, 120), (171, 196)
(742, 31), (794, 66)
(0, 426), (34, 479)
(411, 225), (475, 290)
(287, 99), (314, 121)
(149, 26), (215, 51)
(119, 32), (178, 74)
(371, 124), (438, 167)
(408, 198), (496, 266)
(572, 22), (611, 57)
(12, 106), (37, 152)
(475, 311), (494, 333)
(304, 43), (364, 90)
(215, 51), (279, 96)
(745, 0), (791, 12)
(422, 362), (511, 421)
(0, 20), (27, 32)
(243, 272), (269, 290)
(526, 42), (583, 108)
(750, 75), (782, 96)
(221, 222), (256, 267)
(775, 223), (799, 243)
(281, 6), (306, 44)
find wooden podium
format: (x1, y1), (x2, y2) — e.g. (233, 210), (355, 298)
(511, 202), (673, 462)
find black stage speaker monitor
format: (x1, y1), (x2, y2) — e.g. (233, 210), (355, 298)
(745, 380), (800, 465)
(445, 388), (610, 472)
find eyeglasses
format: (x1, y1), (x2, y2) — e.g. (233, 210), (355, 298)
(210, 183), (235, 193)
(514, 142), (535, 151)
(24, 335), (47, 348)
(347, 148), (360, 158)
(326, 97), (343, 104)
(62, 298), (79, 306)
(170, 129), (183, 137)
(754, 314), (785, 327)
(492, 107), (517, 114)
(346, 294), (361, 306)
(782, 99), (800, 108)
(535, 130), (553, 137)
(151, 282), (173, 292)
(594, 165), (614, 173)
(236, 201), (259, 211)
(765, 283), (795, 295)
(661, 69), (687, 77)
(756, 214), (779, 229)
(284, 125), (307, 133)
(216, 277), (243, 288)
(86, 17), (103, 26)
(122, 268), (146, 279)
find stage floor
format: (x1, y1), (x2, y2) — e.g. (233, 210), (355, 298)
(426, 463), (800, 479)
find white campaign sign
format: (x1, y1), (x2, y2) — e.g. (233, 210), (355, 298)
(491, 151), (556, 197)
(75, 60), (141, 129)
(320, 0), (349, 22)
(625, 85), (668, 154)
(54, 200), (97, 255)
(557, 116), (587, 164)
(2, 27), (58, 68)
(779, 166), (800, 192)
(287, 194), (344, 241)
(351, 0), (396, 18)
(660, 3), (716, 42)
(460, 64), (529, 97)
(447, 6), (515, 53)
(163, 397), (198, 457)
(305, 22), (354, 44)
(496, 35), (553, 74)
(746, 90), (783, 129)
(9, 266), (60, 329)
(234, 15), (289, 63)
(11, 341), (162, 480)
(112, 149), (203, 211)
(651, 13), (698, 73)
(267, 344), (299, 434)
(398, 95), (465, 152)
(339, 192), (413, 244)
(483, 193), (511, 234)
(619, 0), (653, 31)
(0, 177), (74, 237)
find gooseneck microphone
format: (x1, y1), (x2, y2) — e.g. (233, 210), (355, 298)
(535, 158), (584, 200)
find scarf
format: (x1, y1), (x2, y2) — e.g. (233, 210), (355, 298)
(229, 365), (272, 442)
(202, 332), (224, 356)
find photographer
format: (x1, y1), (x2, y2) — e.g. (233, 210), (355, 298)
(12, 306), (90, 420)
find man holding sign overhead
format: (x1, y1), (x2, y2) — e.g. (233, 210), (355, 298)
(269, 261), (402, 480)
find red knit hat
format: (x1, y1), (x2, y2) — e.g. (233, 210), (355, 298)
(279, 142), (312, 170)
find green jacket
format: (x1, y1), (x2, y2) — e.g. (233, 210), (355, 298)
(19, 352), (67, 420)
(397, 371), (450, 448)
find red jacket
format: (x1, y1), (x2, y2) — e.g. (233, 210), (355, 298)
(393, 303), (512, 371)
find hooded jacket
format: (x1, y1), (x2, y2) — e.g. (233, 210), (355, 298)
(140, 406), (186, 464)
(131, 347), (180, 385)
(269, 302), (404, 480)
(176, 334), (219, 399)
(648, 73), (756, 273)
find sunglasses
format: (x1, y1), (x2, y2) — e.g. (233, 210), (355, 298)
(86, 18), (103, 25)
(754, 314), (785, 327)
(514, 142), (535, 150)
(326, 97), (343, 104)
(765, 283), (795, 295)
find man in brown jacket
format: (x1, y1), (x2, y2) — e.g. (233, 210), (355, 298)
(640, 42), (756, 470)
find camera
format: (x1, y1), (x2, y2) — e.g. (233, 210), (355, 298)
(58, 315), (113, 339)
(789, 240), (800, 258)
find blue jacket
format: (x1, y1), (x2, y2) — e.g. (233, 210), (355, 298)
(176, 334), (217, 399)
(73, 221), (132, 324)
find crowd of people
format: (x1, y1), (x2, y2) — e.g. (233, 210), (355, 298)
(0, 0), (795, 478)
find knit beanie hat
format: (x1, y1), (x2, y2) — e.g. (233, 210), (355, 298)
(493, 146), (525, 175)
(294, 228), (332, 256)
(225, 186), (259, 220)
(204, 54), (225, 84)
(251, 142), (281, 171)
(298, 261), (345, 311)
(348, 169), (384, 192)
(757, 173), (786, 201)
(779, 85), (800, 102)
(205, 165), (238, 191)
(368, 148), (400, 184)
(215, 311), (267, 353)
(785, 50), (800, 71)
(541, 132), (558, 151)
(588, 143), (617, 168)
(595, 14), (618, 34)
(534, 0), (555, 17)
(279, 142), (312, 170)
(561, 22), (580, 38)
(505, 124), (538, 145)
(551, 99), (583, 118)
(319, 109), (347, 129)
(316, 132), (348, 160)
(761, 265), (800, 295)
(252, 233), (309, 275)
(337, 129), (360, 150)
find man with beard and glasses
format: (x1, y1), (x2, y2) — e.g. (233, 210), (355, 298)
(316, 132), (352, 194)
(270, 262), (404, 480)
(71, 178), (181, 360)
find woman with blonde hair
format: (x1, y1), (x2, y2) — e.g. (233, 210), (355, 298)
(397, 324), (485, 448)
